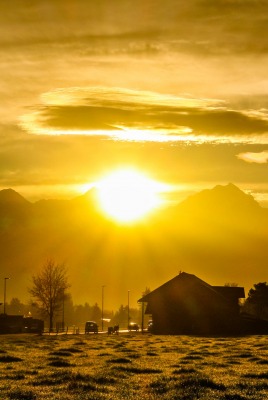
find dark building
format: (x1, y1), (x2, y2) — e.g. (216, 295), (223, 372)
(0, 314), (44, 334)
(138, 272), (246, 335)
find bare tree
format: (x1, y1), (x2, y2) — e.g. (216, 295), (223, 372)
(224, 283), (238, 287)
(29, 259), (70, 332)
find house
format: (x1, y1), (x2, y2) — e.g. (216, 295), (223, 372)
(138, 272), (245, 335)
(0, 314), (44, 334)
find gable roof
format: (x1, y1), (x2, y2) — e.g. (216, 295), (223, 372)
(138, 272), (245, 303)
(212, 286), (245, 299)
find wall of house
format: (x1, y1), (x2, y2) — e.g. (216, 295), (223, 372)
(147, 292), (241, 335)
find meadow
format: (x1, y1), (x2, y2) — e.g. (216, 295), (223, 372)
(0, 333), (267, 400)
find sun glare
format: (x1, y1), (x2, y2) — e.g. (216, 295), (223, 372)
(96, 169), (162, 223)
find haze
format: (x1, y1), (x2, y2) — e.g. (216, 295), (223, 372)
(0, 1), (268, 309)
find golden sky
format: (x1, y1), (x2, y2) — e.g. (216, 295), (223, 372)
(1, 1), (268, 307)
(0, 0), (268, 205)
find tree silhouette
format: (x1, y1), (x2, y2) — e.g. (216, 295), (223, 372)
(112, 305), (128, 325)
(8, 297), (27, 315)
(29, 259), (70, 332)
(244, 282), (268, 320)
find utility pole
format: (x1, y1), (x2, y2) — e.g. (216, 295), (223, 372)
(127, 290), (130, 329)
(62, 288), (65, 331)
(141, 301), (145, 333)
(4, 278), (10, 315)
(102, 285), (105, 332)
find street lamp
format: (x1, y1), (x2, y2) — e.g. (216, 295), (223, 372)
(4, 277), (10, 314)
(101, 286), (104, 331)
(141, 301), (145, 333)
(127, 290), (130, 329)
(62, 288), (65, 331)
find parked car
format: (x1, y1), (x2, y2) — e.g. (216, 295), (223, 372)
(128, 322), (139, 331)
(85, 321), (98, 334)
(147, 320), (153, 332)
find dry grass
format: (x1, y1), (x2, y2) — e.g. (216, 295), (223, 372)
(0, 333), (267, 399)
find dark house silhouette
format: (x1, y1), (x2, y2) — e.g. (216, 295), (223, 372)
(0, 314), (44, 334)
(138, 272), (246, 335)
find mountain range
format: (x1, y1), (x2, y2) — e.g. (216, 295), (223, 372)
(0, 184), (267, 309)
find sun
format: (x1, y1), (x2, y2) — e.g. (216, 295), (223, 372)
(96, 169), (162, 223)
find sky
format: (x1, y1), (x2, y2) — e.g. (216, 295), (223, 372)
(0, 0), (268, 206)
(1, 1), (268, 309)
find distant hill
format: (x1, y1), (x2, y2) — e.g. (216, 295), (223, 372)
(178, 183), (261, 214)
(0, 184), (267, 308)
(0, 188), (32, 211)
(0, 188), (32, 228)
(169, 182), (265, 230)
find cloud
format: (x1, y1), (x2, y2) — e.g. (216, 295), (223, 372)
(237, 150), (268, 164)
(1, 0), (268, 132)
(20, 87), (268, 144)
(1, 0), (268, 206)
(1, 0), (268, 56)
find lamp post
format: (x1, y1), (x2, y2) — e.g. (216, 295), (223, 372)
(101, 285), (105, 332)
(141, 301), (145, 333)
(127, 290), (130, 329)
(62, 288), (65, 331)
(4, 277), (10, 315)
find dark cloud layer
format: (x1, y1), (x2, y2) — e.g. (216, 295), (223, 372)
(0, 0), (268, 204)
(1, 0), (268, 56)
(23, 88), (268, 140)
(1, 0), (268, 308)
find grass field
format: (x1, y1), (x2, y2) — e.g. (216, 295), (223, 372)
(0, 333), (267, 399)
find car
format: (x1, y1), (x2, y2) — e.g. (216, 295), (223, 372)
(128, 322), (139, 331)
(147, 320), (153, 332)
(85, 321), (98, 334)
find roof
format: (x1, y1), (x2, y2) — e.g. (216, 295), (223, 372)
(138, 272), (245, 303)
(212, 286), (245, 299)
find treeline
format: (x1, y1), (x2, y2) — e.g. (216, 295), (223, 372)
(3, 295), (144, 330)
(3, 283), (268, 331)
(5, 257), (268, 332)
(3, 260), (152, 332)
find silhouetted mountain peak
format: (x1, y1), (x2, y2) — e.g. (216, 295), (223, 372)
(0, 188), (30, 206)
(212, 182), (253, 199)
(178, 183), (260, 216)
(0, 189), (32, 225)
(74, 187), (99, 203)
